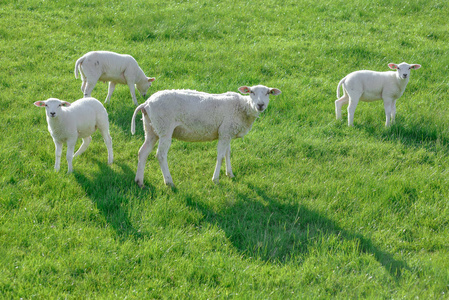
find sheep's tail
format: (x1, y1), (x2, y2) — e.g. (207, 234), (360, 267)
(131, 103), (147, 135)
(74, 55), (85, 79)
(336, 77), (346, 98)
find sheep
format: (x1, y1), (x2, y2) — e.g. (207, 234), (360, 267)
(335, 62), (421, 126)
(74, 51), (155, 106)
(34, 97), (113, 173)
(130, 85), (282, 187)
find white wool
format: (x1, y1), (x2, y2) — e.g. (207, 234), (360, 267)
(34, 97), (113, 173)
(335, 62), (421, 126)
(74, 51), (155, 106)
(131, 85), (281, 187)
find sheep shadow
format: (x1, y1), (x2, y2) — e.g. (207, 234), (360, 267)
(184, 183), (408, 278)
(74, 159), (153, 240)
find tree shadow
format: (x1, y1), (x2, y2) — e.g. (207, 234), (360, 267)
(74, 159), (155, 240)
(184, 183), (409, 278)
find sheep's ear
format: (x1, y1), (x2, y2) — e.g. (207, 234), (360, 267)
(388, 63), (398, 70)
(238, 86), (251, 94)
(34, 101), (46, 107)
(411, 64), (421, 70)
(60, 101), (71, 107)
(148, 77), (155, 82)
(270, 88), (282, 96)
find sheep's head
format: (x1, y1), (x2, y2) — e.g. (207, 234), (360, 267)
(34, 98), (71, 119)
(136, 77), (156, 99)
(238, 85), (282, 113)
(388, 62), (421, 80)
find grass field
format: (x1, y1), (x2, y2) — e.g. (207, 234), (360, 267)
(1, 0), (449, 298)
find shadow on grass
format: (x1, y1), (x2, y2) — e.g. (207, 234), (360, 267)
(185, 183), (408, 278)
(74, 159), (155, 240)
(361, 119), (449, 150)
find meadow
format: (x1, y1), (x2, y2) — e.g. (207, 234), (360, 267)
(1, 0), (449, 298)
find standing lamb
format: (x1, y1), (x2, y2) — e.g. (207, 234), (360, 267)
(34, 97), (113, 173)
(335, 62), (421, 126)
(131, 85), (282, 187)
(74, 51), (155, 106)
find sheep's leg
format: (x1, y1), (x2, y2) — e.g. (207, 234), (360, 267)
(54, 139), (63, 171)
(73, 136), (92, 158)
(335, 95), (349, 120)
(66, 139), (76, 173)
(81, 79), (87, 95)
(347, 95), (360, 126)
(156, 136), (174, 187)
(383, 98), (393, 127)
(135, 122), (158, 188)
(83, 81), (97, 98)
(127, 83), (139, 106)
(390, 99), (397, 124)
(105, 82), (116, 104)
(213, 138), (231, 184)
(225, 143), (234, 178)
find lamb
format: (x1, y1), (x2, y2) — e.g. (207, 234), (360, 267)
(130, 85), (282, 187)
(34, 97), (113, 173)
(335, 62), (421, 126)
(74, 51), (155, 106)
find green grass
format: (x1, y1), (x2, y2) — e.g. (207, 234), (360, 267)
(1, 0), (449, 298)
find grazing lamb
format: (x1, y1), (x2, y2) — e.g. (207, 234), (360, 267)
(74, 51), (155, 106)
(131, 85), (282, 187)
(34, 97), (113, 173)
(335, 62), (421, 126)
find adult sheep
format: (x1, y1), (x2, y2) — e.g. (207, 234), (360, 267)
(34, 97), (113, 173)
(335, 62), (421, 126)
(74, 51), (155, 106)
(131, 85), (282, 188)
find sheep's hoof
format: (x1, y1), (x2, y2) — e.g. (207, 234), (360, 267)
(135, 179), (145, 188)
(165, 182), (176, 189)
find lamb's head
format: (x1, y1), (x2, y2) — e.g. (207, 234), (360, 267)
(34, 98), (71, 119)
(136, 77), (156, 99)
(388, 62), (421, 80)
(238, 85), (282, 113)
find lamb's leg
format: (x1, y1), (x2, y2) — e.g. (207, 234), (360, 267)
(83, 80), (97, 98)
(105, 82), (116, 104)
(347, 95), (360, 126)
(127, 83), (139, 106)
(213, 138), (231, 184)
(383, 98), (393, 127)
(335, 95), (349, 120)
(390, 99), (397, 125)
(225, 143), (234, 178)
(135, 122), (158, 188)
(66, 139), (76, 173)
(156, 135), (174, 187)
(73, 136), (92, 158)
(54, 139), (63, 171)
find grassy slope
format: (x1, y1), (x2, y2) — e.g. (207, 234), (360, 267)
(1, 0), (449, 298)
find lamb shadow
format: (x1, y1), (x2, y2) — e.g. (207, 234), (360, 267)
(74, 159), (153, 240)
(362, 119), (449, 150)
(185, 183), (408, 278)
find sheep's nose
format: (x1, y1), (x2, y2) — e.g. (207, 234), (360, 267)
(257, 103), (264, 111)
(50, 112), (56, 117)
(403, 74), (408, 78)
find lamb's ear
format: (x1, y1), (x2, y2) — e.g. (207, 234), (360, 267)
(34, 101), (46, 107)
(238, 86), (251, 94)
(148, 77), (155, 82)
(388, 63), (398, 70)
(270, 88), (282, 96)
(60, 101), (71, 107)
(411, 64), (421, 70)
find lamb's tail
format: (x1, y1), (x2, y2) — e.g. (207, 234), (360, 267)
(336, 77), (346, 98)
(131, 103), (147, 135)
(74, 56), (85, 79)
